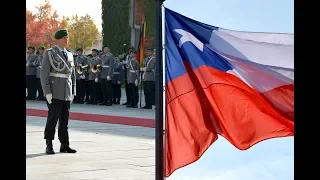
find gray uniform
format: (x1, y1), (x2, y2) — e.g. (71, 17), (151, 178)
(36, 55), (43, 78)
(112, 61), (124, 84)
(26, 54), (38, 75)
(88, 57), (101, 81)
(100, 53), (114, 79)
(75, 55), (88, 80)
(142, 56), (156, 82)
(126, 57), (140, 84)
(40, 46), (76, 101)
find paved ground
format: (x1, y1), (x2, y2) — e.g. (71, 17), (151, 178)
(26, 116), (155, 180)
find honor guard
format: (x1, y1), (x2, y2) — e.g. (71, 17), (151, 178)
(35, 47), (45, 101)
(140, 48), (156, 109)
(112, 55), (124, 104)
(26, 46), (38, 100)
(87, 49), (101, 104)
(74, 48), (88, 104)
(99, 46), (114, 106)
(126, 50), (140, 108)
(40, 29), (77, 155)
(85, 54), (93, 102)
(122, 47), (134, 105)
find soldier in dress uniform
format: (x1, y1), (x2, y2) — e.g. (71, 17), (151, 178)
(40, 29), (77, 155)
(140, 48), (156, 109)
(84, 54), (93, 103)
(26, 46), (38, 100)
(126, 50), (140, 108)
(87, 49), (101, 104)
(35, 47), (45, 101)
(122, 47), (134, 105)
(99, 46), (114, 106)
(112, 55), (124, 104)
(74, 48), (88, 104)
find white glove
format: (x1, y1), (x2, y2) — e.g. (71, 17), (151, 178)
(95, 78), (98, 82)
(80, 75), (85, 79)
(140, 67), (146, 71)
(117, 81), (121, 84)
(107, 76), (111, 81)
(134, 79), (138, 86)
(46, 93), (53, 104)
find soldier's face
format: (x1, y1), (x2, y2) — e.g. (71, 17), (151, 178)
(61, 36), (69, 48)
(115, 57), (119, 61)
(103, 47), (109, 53)
(92, 51), (97, 56)
(146, 50), (152, 56)
(39, 49), (44, 54)
(77, 51), (83, 56)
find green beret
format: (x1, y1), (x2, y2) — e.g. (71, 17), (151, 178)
(54, 29), (68, 39)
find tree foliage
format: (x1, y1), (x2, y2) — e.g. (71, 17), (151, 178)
(102, 0), (131, 55)
(67, 14), (100, 52)
(26, 0), (99, 51)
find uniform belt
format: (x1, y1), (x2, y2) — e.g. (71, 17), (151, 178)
(113, 72), (120, 74)
(129, 70), (137, 73)
(102, 65), (110, 68)
(49, 72), (71, 79)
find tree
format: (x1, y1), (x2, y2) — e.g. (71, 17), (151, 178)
(102, 0), (131, 55)
(67, 14), (100, 52)
(26, 9), (46, 47)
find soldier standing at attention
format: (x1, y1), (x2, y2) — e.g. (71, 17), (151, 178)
(35, 47), (45, 101)
(126, 50), (140, 108)
(85, 54), (92, 103)
(40, 29), (77, 154)
(122, 47), (133, 105)
(87, 49), (101, 104)
(140, 48), (156, 109)
(112, 55), (124, 104)
(74, 48), (88, 104)
(99, 46), (114, 106)
(26, 46), (38, 100)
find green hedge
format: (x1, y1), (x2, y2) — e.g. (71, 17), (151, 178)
(144, 0), (155, 47)
(102, 0), (131, 55)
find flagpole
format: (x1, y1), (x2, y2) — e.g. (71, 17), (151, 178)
(155, 0), (165, 180)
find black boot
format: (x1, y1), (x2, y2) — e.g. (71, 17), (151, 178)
(60, 144), (77, 153)
(45, 140), (55, 155)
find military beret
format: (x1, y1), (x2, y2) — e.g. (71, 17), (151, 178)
(28, 46), (35, 50)
(38, 46), (45, 50)
(92, 49), (99, 53)
(114, 55), (119, 58)
(54, 29), (68, 39)
(87, 54), (93, 57)
(130, 49), (137, 54)
(76, 48), (83, 52)
(146, 47), (153, 51)
(102, 45), (109, 49)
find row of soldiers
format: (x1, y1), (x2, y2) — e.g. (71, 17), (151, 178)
(26, 46), (156, 109)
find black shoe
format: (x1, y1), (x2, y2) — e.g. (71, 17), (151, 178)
(45, 140), (55, 155)
(106, 102), (112, 106)
(131, 105), (138, 108)
(98, 102), (107, 105)
(60, 144), (77, 153)
(126, 104), (133, 107)
(142, 106), (152, 109)
(122, 102), (129, 105)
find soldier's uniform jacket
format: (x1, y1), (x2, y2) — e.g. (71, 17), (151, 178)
(36, 55), (44, 78)
(126, 57), (140, 84)
(88, 56), (101, 81)
(75, 55), (88, 80)
(112, 61), (124, 84)
(142, 55), (156, 82)
(40, 45), (76, 101)
(100, 53), (115, 79)
(26, 53), (38, 76)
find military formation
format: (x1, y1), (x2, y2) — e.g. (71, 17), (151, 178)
(26, 40), (156, 110)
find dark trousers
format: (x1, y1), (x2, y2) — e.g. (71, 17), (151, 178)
(85, 80), (90, 102)
(124, 80), (131, 104)
(112, 83), (121, 102)
(143, 81), (155, 107)
(128, 83), (139, 106)
(44, 99), (70, 145)
(89, 80), (100, 103)
(75, 79), (86, 103)
(101, 79), (113, 103)
(36, 78), (43, 99)
(26, 75), (37, 99)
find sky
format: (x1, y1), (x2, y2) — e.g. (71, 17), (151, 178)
(26, 0), (294, 179)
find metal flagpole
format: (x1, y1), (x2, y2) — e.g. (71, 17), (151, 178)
(155, 0), (165, 180)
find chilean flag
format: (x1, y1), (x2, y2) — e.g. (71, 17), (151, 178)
(164, 8), (294, 177)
